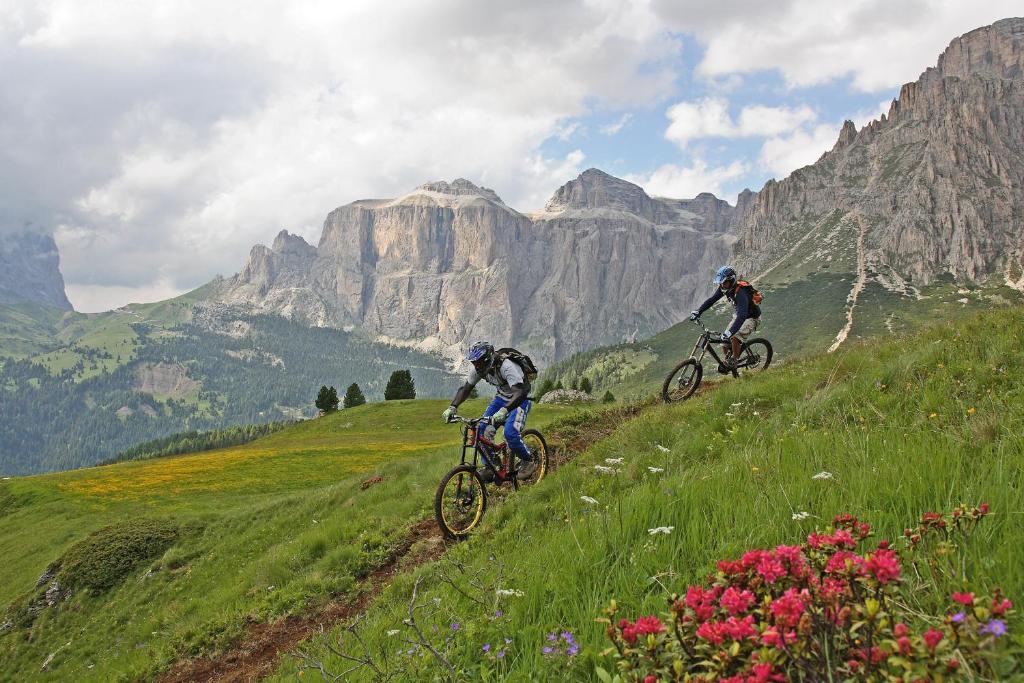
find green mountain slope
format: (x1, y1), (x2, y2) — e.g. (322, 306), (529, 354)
(0, 399), (573, 680)
(0, 294), (458, 475)
(2, 309), (1021, 681)
(264, 308), (1023, 681)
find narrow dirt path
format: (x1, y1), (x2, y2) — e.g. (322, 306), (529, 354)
(828, 215), (868, 353)
(153, 402), (650, 682)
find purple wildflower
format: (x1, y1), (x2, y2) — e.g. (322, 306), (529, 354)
(982, 619), (1007, 637)
(450, 622), (460, 631)
(546, 633), (557, 642)
(482, 643), (491, 653)
(567, 643), (580, 656)
(542, 646), (553, 655)
(497, 649), (506, 659)
(951, 612), (966, 623)
(494, 610), (503, 618)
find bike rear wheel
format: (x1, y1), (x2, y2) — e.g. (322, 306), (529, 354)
(662, 358), (703, 402)
(740, 338), (773, 371)
(516, 429), (549, 486)
(434, 465), (488, 540)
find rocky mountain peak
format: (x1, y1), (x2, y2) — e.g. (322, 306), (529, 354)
(934, 17), (1024, 81)
(0, 231), (73, 311)
(271, 230), (315, 256)
(543, 168), (656, 216)
(413, 178), (504, 204)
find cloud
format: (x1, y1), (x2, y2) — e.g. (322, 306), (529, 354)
(2, 0), (683, 311)
(665, 97), (816, 148)
(600, 113), (633, 135)
(653, 0), (1022, 92)
(627, 158), (749, 201)
(758, 123), (843, 178)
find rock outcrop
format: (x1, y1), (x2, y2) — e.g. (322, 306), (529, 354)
(733, 18), (1024, 288)
(0, 232), (73, 310)
(212, 170), (733, 363)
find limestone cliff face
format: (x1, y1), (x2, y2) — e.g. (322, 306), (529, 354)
(213, 170), (733, 363)
(0, 232), (73, 310)
(733, 18), (1024, 288)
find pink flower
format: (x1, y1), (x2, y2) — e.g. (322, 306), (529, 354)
(696, 620), (725, 645)
(633, 615), (665, 635)
(824, 550), (865, 575)
(951, 592), (974, 606)
(897, 636), (911, 655)
(723, 615), (758, 641)
(756, 555), (787, 584)
(923, 628), (944, 651)
(748, 662), (785, 682)
(770, 588), (807, 629)
(992, 598), (1012, 616)
(720, 587), (756, 616)
(864, 548), (901, 584)
(894, 622), (908, 637)
(685, 585), (717, 622)
(644, 676), (657, 683)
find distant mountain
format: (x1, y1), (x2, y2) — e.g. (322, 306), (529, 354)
(211, 171), (735, 364)
(0, 232), (73, 310)
(734, 18), (1024, 294)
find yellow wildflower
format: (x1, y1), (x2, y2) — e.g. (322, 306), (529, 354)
(967, 407), (976, 415)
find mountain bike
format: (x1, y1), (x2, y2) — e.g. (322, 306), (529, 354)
(434, 413), (549, 540)
(661, 318), (773, 402)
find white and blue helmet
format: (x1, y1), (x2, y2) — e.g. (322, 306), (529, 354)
(713, 265), (737, 290)
(466, 341), (494, 366)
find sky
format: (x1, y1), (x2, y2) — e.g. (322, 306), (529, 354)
(0, 1), (1019, 312)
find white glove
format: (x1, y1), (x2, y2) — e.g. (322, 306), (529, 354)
(442, 406), (456, 423)
(489, 407), (509, 426)
(688, 310), (700, 321)
(720, 330), (732, 342)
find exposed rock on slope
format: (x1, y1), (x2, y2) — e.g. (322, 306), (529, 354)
(213, 170), (733, 363)
(733, 18), (1024, 289)
(0, 232), (73, 310)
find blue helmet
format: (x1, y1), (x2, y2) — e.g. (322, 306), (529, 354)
(713, 265), (737, 290)
(466, 341), (494, 366)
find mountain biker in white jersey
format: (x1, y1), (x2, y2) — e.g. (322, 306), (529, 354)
(442, 342), (538, 481)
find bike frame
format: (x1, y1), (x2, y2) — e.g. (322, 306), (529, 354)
(688, 318), (732, 367)
(457, 418), (513, 484)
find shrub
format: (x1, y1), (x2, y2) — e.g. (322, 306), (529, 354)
(58, 519), (180, 594)
(602, 390), (616, 403)
(599, 506), (1015, 681)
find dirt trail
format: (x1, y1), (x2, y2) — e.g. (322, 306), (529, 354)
(154, 403), (649, 682)
(828, 215), (868, 353)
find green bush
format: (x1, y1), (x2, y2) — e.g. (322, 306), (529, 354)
(58, 519), (179, 595)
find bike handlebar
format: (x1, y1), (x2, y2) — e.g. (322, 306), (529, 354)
(447, 414), (486, 427)
(691, 317), (728, 340)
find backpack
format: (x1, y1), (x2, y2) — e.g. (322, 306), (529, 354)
(735, 281), (763, 306)
(496, 347), (539, 382)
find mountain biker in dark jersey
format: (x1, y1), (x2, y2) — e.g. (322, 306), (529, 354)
(442, 342), (538, 480)
(689, 266), (762, 367)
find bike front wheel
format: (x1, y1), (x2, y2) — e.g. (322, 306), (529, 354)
(740, 338), (773, 371)
(662, 358), (703, 402)
(516, 429), (549, 487)
(434, 465), (488, 540)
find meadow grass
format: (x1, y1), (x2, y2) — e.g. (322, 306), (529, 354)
(267, 309), (1024, 681)
(0, 399), (572, 681)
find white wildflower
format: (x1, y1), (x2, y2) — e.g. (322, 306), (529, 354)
(730, 402), (743, 407)
(725, 412), (735, 417)
(387, 629), (401, 637)
(812, 471), (833, 480)
(791, 511), (810, 521)
(647, 467), (664, 473)
(604, 457), (624, 465)
(648, 526), (674, 535)
(593, 465), (616, 474)
(580, 496), (599, 504)
(752, 411), (760, 416)
(655, 444), (670, 453)
(496, 588), (524, 597)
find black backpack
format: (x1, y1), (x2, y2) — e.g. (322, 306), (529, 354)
(495, 348), (539, 382)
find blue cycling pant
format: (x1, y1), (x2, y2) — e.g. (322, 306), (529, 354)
(478, 396), (533, 461)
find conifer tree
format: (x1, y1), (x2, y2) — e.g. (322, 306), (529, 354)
(315, 385), (339, 413)
(384, 370), (416, 400)
(602, 390), (616, 403)
(580, 376), (593, 394)
(343, 382), (366, 408)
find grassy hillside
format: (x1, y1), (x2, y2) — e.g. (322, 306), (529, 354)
(0, 295), (457, 475)
(543, 277), (1019, 402)
(0, 399), (573, 680)
(265, 308), (1024, 681)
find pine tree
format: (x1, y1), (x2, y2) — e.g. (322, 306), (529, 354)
(384, 370), (416, 400)
(602, 390), (616, 403)
(315, 385), (339, 413)
(554, 380), (564, 390)
(580, 376), (593, 394)
(343, 382), (366, 409)
(535, 378), (554, 399)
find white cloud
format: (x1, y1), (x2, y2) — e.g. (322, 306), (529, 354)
(627, 158), (749, 201)
(653, 0), (1022, 92)
(758, 123), (842, 178)
(600, 113), (633, 135)
(665, 97), (816, 148)
(2, 0), (682, 311)
(65, 279), (187, 314)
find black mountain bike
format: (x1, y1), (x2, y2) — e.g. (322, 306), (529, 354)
(661, 318), (773, 402)
(434, 414), (549, 540)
